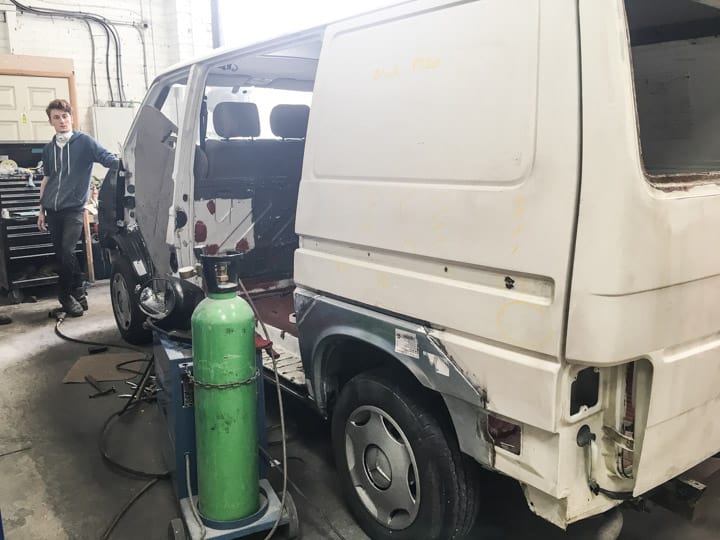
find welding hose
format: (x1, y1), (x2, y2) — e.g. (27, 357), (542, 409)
(54, 314), (148, 356)
(97, 357), (169, 540)
(99, 478), (161, 540)
(237, 277), (288, 540)
(51, 313), (168, 539)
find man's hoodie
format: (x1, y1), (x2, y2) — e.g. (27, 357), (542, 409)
(41, 131), (117, 212)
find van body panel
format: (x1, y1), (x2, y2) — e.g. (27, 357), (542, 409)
(634, 393), (720, 495)
(294, 288), (485, 408)
(571, 0), (720, 495)
(431, 328), (560, 431)
(296, 0), (581, 359)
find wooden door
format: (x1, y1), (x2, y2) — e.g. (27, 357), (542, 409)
(0, 75), (70, 141)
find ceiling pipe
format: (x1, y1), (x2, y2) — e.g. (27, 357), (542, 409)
(211, 0), (222, 48)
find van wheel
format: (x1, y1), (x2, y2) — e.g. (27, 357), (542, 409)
(331, 370), (480, 540)
(110, 256), (151, 345)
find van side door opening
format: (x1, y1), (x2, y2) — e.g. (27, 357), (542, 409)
(187, 40), (320, 370)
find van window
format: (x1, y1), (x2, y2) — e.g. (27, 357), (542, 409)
(159, 83), (188, 128)
(625, 0), (720, 177)
(312, 0), (540, 185)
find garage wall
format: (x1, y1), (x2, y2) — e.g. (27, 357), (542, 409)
(0, 0), (213, 134)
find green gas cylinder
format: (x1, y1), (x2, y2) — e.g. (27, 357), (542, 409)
(191, 253), (259, 522)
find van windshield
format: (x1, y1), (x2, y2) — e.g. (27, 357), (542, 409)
(625, 0), (720, 178)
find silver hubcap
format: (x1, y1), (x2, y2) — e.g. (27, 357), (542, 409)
(111, 273), (132, 330)
(345, 406), (419, 530)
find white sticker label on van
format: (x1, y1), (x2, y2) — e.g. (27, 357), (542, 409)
(395, 330), (419, 359)
(426, 352), (450, 377)
(132, 259), (147, 277)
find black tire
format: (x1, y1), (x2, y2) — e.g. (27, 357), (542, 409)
(110, 256), (151, 345)
(331, 370), (480, 540)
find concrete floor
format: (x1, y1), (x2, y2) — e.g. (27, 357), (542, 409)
(0, 282), (719, 540)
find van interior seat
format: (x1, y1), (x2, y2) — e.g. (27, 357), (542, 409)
(270, 104), (310, 140)
(196, 102), (310, 281)
(203, 102), (261, 194)
(251, 104), (310, 251)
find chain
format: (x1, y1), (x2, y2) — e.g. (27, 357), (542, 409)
(184, 368), (259, 390)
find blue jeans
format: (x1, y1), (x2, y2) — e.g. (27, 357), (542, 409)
(45, 208), (85, 297)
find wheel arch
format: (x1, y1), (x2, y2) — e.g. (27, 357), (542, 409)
(107, 229), (155, 284)
(311, 328), (453, 432)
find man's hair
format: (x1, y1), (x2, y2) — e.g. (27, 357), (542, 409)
(46, 99), (72, 119)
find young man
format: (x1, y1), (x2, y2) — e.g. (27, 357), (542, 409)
(37, 99), (118, 316)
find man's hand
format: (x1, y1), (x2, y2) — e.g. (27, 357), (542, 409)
(37, 211), (46, 232)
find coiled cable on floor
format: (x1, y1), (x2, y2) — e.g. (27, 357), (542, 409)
(52, 315), (170, 538)
(52, 319), (167, 540)
(96, 356), (169, 539)
(54, 313), (148, 357)
(99, 478), (161, 540)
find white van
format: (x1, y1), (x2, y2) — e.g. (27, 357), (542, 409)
(99, 1), (720, 538)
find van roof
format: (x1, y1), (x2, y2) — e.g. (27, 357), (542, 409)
(152, 0), (412, 85)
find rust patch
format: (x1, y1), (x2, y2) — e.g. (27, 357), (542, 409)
(206, 244), (219, 255)
(207, 199), (216, 215)
(235, 238), (249, 252)
(647, 171), (720, 193)
(194, 220), (207, 243)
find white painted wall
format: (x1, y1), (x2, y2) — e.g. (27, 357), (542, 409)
(0, 0), (213, 137)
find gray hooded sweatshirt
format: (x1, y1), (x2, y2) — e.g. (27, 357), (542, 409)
(41, 131), (117, 212)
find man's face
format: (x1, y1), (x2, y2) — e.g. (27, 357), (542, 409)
(48, 109), (72, 133)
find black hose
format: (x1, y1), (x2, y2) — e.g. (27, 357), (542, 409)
(99, 20), (115, 104)
(84, 19), (98, 105)
(100, 478), (161, 540)
(99, 399), (169, 479)
(51, 311), (169, 540)
(115, 358), (147, 376)
(54, 315), (147, 355)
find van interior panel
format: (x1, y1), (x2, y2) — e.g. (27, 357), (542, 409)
(625, 0), (720, 177)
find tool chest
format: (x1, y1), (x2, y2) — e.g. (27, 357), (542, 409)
(0, 170), (86, 303)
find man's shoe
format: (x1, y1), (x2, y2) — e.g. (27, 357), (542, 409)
(59, 295), (84, 317)
(0, 314), (11, 325)
(71, 287), (88, 311)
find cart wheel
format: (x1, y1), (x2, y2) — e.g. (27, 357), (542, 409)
(8, 288), (24, 304)
(284, 491), (300, 539)
(167, 518), (187, 540)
